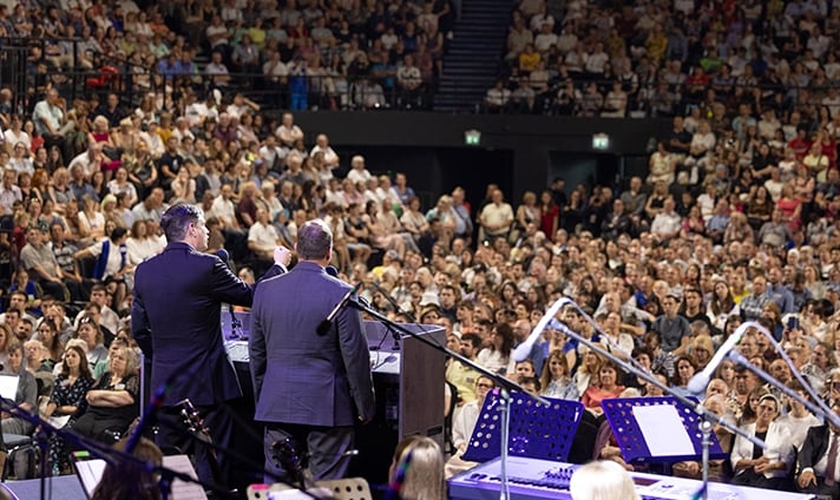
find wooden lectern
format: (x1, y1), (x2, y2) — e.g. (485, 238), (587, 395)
(353, 321), (446, 485)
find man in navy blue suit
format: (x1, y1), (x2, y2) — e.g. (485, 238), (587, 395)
(131, 203), (289, 488)
(250, 219), (375, 482)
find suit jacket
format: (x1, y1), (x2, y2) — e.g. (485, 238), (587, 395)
(131, 241), (283, 406)
(249, 261), (375, 427)
(730, 421), (795, 479)
(799, 424), (831, 474)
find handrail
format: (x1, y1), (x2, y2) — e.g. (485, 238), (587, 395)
(0, 38), (813, 116)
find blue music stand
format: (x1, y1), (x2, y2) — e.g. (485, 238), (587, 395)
(601, 396), (728, 464)
(462, 390), (584, 463)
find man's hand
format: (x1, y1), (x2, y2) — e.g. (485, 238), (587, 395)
(798, 469), (817, 489)
(274, 245), (292, 267)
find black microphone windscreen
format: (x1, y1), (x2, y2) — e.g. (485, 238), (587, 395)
(325, 265), (338, 277)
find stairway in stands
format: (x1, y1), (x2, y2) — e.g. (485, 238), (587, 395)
(433, 0), (511, 113)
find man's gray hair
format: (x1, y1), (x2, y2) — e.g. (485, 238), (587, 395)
(297, 219), (333, 260)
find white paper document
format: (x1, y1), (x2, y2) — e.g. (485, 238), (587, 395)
(631, 404), (695, 457)
(0, 375), (18, 400)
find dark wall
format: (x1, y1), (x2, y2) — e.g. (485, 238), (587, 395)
(292, 111), (670, 206)
(335, 145), (513, 212)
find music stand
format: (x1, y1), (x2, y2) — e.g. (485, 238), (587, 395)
(462, 390), (584, 463)
(601, 396), (727, 464)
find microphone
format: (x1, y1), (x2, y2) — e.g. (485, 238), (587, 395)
(317, 282), (361, 335)
(216, 248), (243, 339)
(686, 322), (751, 394)
(512, 297), (572, 362)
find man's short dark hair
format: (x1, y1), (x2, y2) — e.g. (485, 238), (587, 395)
(110, 226), (128, 242)
(460, 333), (482, 350)
(296, 220), (333, 260)
(161, 203), (202, 243)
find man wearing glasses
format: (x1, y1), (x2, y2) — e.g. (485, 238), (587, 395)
(445, 376), (495, 478)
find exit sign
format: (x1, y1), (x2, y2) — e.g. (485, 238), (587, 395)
(465, 129), (481, 146)
(592, 133), (610, 150)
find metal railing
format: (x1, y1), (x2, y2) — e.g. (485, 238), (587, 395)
(0, 36), (161, 113)
(1, 35), (808, 118)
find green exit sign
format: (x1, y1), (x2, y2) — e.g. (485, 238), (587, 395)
(465, 129), (481, 146)
(592, 133), (610, 150)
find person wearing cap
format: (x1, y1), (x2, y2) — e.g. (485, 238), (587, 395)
(730, 393), (794, 489)
(418, 290), (442, 324)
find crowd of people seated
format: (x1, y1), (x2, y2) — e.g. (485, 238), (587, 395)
(12, 0), (451, 112)
(6, 0), (840, 494)
(487, 0), (840, 116)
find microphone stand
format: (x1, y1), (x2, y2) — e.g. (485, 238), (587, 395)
(347, 299), (548, 500)
(741, 323), (840, 429)
(151, 408), (328, 500)
(224, 302), (244, 340)
(0, 397), (240, 500)
(539, 298), (766, 500)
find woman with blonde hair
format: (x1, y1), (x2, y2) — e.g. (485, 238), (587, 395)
(573, 348), (604, 396)
(389, 436), (445, 500)
(569, 460), (640, 500)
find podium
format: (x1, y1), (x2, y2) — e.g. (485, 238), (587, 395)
(352, 321), (446, 485)
(222, 316), (445, 488)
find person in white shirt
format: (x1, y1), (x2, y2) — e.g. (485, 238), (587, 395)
(479, 188), (514, 240)
(346, 155), (372, 185)
(184, 93), (208, 128)
(248, 208), (279, 271)
(650, 196), (682, 241)
(444, 375), (495, 478)
(209, 184), (240, 230)
(205, 51), (231, 87)
(275, 112), (304, 147)
(485, 80), (511, 112)
(263, 50), (288, 84)
(259, 135), (287, 171)
(139, 122), (165, 159)
(534, 23), (558, 53)
(777, 384), (821, 452)
(309, 133), (339, 169)
(3, 115), (29, 153)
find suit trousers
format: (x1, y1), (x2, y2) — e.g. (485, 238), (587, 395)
(156, 402), (234, 489)
(264, 423), (354, 484)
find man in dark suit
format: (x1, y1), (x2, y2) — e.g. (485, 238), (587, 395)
(131, 203), (290, 488)
(797, 401), (840, 499)
(250, 219), (375, 482)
